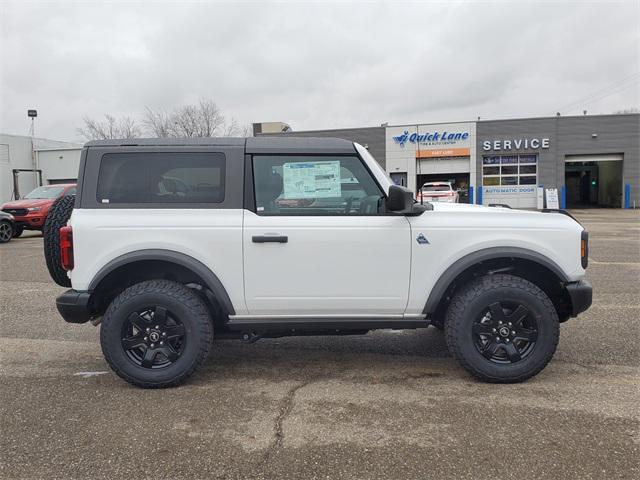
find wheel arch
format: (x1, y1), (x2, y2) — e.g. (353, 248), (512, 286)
(88, 249), (235, 318)
(424, 247), (572, 322)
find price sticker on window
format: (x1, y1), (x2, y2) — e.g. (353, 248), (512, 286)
(282, 161), (341, 199)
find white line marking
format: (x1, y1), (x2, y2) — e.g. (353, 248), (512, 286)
(591, 260), (640, 265)
(74, 371), (109, 378)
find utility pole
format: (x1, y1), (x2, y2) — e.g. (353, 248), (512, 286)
(28, 109), (38, 189)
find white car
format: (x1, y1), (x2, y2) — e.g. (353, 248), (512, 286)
(418, 182), (459, 203)
(46, 137), (592, 388)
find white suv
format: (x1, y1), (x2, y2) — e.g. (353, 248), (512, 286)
(418, 182), (459, 203)
(46, 137), (592, 388)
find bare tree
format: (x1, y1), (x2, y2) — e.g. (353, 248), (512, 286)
(80, 99), (249, 140)
(613, 107), (640, 114)
(142, 107), (173, 138)
(78, 114), (142, 140)
(196, 98), (225, 137)
(222, 117), (239, 137)
(143, 99), (237, 138)
(239, 122), (253, 137)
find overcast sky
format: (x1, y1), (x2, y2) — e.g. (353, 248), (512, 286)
(1, 0), (638, 142)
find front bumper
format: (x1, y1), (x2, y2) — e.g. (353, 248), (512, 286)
(565, 280), (593, 316)
(14, 216), (45, 229)
(56, 289), (92, 323)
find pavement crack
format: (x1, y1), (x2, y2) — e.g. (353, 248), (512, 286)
(260, 380), (310, 468)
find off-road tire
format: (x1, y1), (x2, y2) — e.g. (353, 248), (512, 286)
(430, 318), (444, 330)
(100, 280), (213, 388)
(43, 195), (75, 287)
(444, 274), (559, 383)
(12, 224), (24, 238)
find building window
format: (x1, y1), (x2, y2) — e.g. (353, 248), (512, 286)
(482, 154), (537, 186)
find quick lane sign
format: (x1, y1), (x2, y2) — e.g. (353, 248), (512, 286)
(393, 130), (470, 148)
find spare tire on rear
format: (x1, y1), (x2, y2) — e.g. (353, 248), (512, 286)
(43, 195), (75, 287)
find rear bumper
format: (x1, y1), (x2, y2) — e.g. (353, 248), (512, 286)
(565, 280), (593, 316)
(56, 289), (92, 324)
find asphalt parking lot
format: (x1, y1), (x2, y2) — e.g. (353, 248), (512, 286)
(0, 209), (638, 480)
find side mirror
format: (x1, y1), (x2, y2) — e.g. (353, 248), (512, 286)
(386, 185), (415, 212)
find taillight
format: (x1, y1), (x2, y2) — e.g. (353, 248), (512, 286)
(60, 226), (74, 271)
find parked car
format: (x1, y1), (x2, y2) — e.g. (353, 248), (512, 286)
(418, 182), (459, 203)
(0, 211), (15, 243)
(46, 137), (591, 388)
(1, 184), (76, 237)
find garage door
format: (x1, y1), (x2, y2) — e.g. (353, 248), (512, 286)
(565, 154), (623, 163)
(564, 154), (623, 207)
(418, 157), (470, 174)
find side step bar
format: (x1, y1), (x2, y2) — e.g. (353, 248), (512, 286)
(225, 317), (429, 332)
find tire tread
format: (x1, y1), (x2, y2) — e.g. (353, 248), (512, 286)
(101, 279), (213, 388)
(43, 195), (75, 287)
(444, 274), (559, 383)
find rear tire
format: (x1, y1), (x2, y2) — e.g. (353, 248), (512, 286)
(444, 274), (559, 383)
(12, 225), (24, 238)
(43, 195), (75, 287)
(100, 280), (213, 388)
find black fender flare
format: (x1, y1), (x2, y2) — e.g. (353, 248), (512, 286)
(88, 249), (235, 315)
(423, 247), (569, 316)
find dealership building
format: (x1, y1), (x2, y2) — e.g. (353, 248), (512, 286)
(267, 113), (639, 209)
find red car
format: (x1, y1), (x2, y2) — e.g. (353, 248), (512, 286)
(1, 184), (76, 237)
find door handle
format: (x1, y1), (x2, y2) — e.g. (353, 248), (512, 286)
(252, 235), (288, 243)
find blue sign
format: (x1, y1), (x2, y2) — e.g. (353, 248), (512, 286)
(393, 130), (470, 147)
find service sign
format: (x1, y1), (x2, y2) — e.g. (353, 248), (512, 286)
(482, 137), (550, 151)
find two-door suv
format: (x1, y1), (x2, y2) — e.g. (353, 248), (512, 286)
(47, 137), (592, 388)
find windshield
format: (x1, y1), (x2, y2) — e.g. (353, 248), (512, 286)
(422, 184), (451, 192)
(24, 186), (65, 199)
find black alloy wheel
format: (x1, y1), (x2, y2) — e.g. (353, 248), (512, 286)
(101, 280), (213, 388)
(121, 306), (186, 369)
(472, 302), (538, 364)
(444, 274), (559, 383)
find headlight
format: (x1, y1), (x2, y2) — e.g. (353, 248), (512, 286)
(27, 206), (41, 212)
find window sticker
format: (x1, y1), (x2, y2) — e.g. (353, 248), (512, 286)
(282, 161), (341, 199)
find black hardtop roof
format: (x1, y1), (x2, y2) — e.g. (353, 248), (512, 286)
(84, 136), (356, 154)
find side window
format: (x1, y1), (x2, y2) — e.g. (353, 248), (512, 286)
(65, 187), (77, 196)
(253, 155), (383, 215)
(96, 152), (225, 204)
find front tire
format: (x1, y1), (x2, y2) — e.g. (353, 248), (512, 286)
(0, 220), (13, 243)
(444, 274), (559, 383)
(100, 280), (213, 388)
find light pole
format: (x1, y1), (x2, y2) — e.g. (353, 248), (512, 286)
(28, 109), (38, 188)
